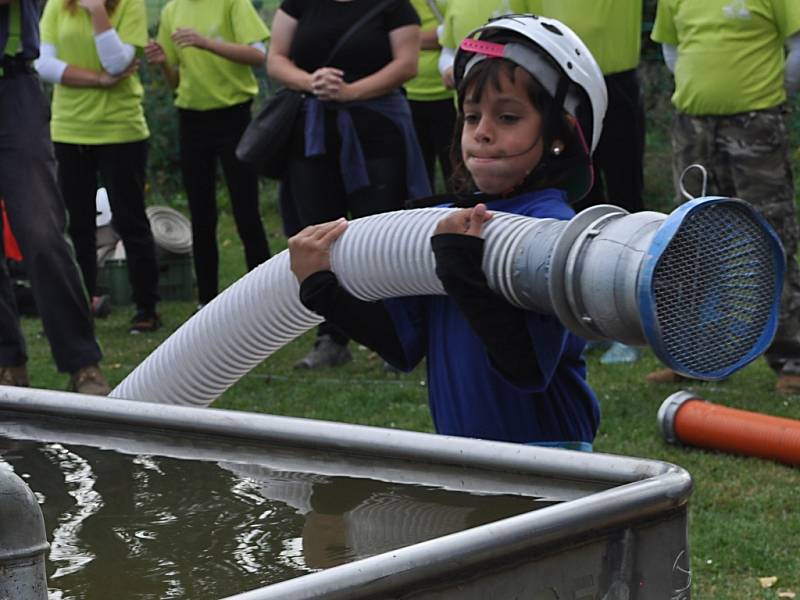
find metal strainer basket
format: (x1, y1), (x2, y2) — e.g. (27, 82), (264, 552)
(638, 198), (784, 380)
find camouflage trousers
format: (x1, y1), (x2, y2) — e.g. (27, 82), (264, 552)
(672, 107), (800, 375)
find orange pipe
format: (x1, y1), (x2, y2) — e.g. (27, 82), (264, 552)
(658, 391), (800, 466)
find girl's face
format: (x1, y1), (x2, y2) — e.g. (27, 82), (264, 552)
(461, 67), (544, 195)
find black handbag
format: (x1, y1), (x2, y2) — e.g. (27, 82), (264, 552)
(236, 87), (304, 179)
(236, 0), (396, 179)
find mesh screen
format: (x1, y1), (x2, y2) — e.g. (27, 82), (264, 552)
(651, 203), (778, 377)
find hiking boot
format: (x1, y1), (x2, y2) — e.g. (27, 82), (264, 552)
(129, 310), (161, 334)
(0, 364), (30, 387)
(645, 368), (691, 384)
(91, 294), (112, 319)
(69, 365), (110, 396)
(294, 335), (352, 369)
(776, 374), (800, 396)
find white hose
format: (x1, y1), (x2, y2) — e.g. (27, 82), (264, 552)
(111, 209), (548, 406)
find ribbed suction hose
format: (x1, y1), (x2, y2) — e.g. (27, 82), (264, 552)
(111, 197), (783, 407)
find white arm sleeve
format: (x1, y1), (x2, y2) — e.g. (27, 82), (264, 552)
(438, 46), (455, 76)
(34, 42), (68, 84)
(94, 28), (135, 75)
(785, 32), (800, 95)
(662, 43), (677, 74)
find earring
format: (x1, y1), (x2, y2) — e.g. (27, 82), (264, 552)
(551, 144), (563, 156)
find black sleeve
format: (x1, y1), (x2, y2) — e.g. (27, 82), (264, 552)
(384, 0), (421, 30)
(431, 234), (543, 386)
(279, 0), (304, 19)
(299, 271), (408, 367)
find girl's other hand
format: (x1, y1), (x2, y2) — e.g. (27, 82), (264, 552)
(144, 40), (166, 65)
(434, 203), (493, 237)
(288, 218), (349, 283)
(171, 27), (209, 50)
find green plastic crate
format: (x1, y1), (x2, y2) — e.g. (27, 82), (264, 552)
(100, 254), (194, 305)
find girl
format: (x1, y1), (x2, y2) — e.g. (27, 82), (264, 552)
(145, 0), (272, 309)
(288, 15), (606, 447)
(37, 0), (161, 333)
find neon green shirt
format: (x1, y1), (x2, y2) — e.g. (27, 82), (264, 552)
(527, 0), (641, 75)
(652, 0), (800, 115)
(405, 0), (452, 102)
(40, 0), (149, 144)
(440, 0), (535, 51)
(156, 0), (269, 111)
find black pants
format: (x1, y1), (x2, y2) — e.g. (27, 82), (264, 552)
(54, 140), (159, 312)
(576, 68), (645, 214)
(179, 101), (271, 304)
(286, 133), (408, 344)
(409, 97), (457, 192)
(0, 74), (101, 373)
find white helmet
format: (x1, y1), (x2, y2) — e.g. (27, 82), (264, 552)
(454, 14), (607, 154)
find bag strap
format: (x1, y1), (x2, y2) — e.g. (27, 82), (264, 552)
(322, 0), (397, 66)
(425, 0), (444, 24)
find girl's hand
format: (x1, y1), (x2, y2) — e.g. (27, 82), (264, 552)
(171, 27), (209, 50)
(288, 218), (349, 283)
(77, 0), (106, 13)
(309, 67), (345, 100)
(144, 40), (166, 65)
(434, 203), (493, 237)
(97, 59), (139, 88)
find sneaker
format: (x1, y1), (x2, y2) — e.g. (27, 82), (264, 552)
(644, 368), (691, 384)
(776, 374), (800, 395)
(91, 294), (112, 319)
(0, 364), (30, 387)
(69, 365), (110, 396)
(600, 342), (641, 364)
(294, 335), (352, 369)
(129, 310), (161, 334)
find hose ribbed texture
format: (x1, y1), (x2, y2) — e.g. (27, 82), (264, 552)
(111, 209), (552, 406)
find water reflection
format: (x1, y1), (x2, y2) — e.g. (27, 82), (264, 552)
(0, 437), (551, 599)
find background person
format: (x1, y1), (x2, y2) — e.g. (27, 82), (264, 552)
(288, 15), (604, 447)
(145, 0), (272, 310)
(651, 0), (800, 394)
(437, 0), (532, 90)
(37, 0), (162, 334)
(0, 0), (109, 394)
(267, 0), (429, 370)
(406, 0), (456, 192)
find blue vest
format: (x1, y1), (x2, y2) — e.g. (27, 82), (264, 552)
(384, 188), (601, 445)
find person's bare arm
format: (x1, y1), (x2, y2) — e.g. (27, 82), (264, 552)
(420, 28), (439, 50)
(266, 9), (313, 92)
(170, 27), (265, 66)
(60, 59), (138, 87)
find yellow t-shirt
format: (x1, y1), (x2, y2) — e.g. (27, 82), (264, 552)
(405, 0), (452, 102)
(440, 0), (535, 51)
(40, 0), (149, 144)
(652, 0), (800, 115)
(527, 0), (641, 75)
(156, 0), (269, 111)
